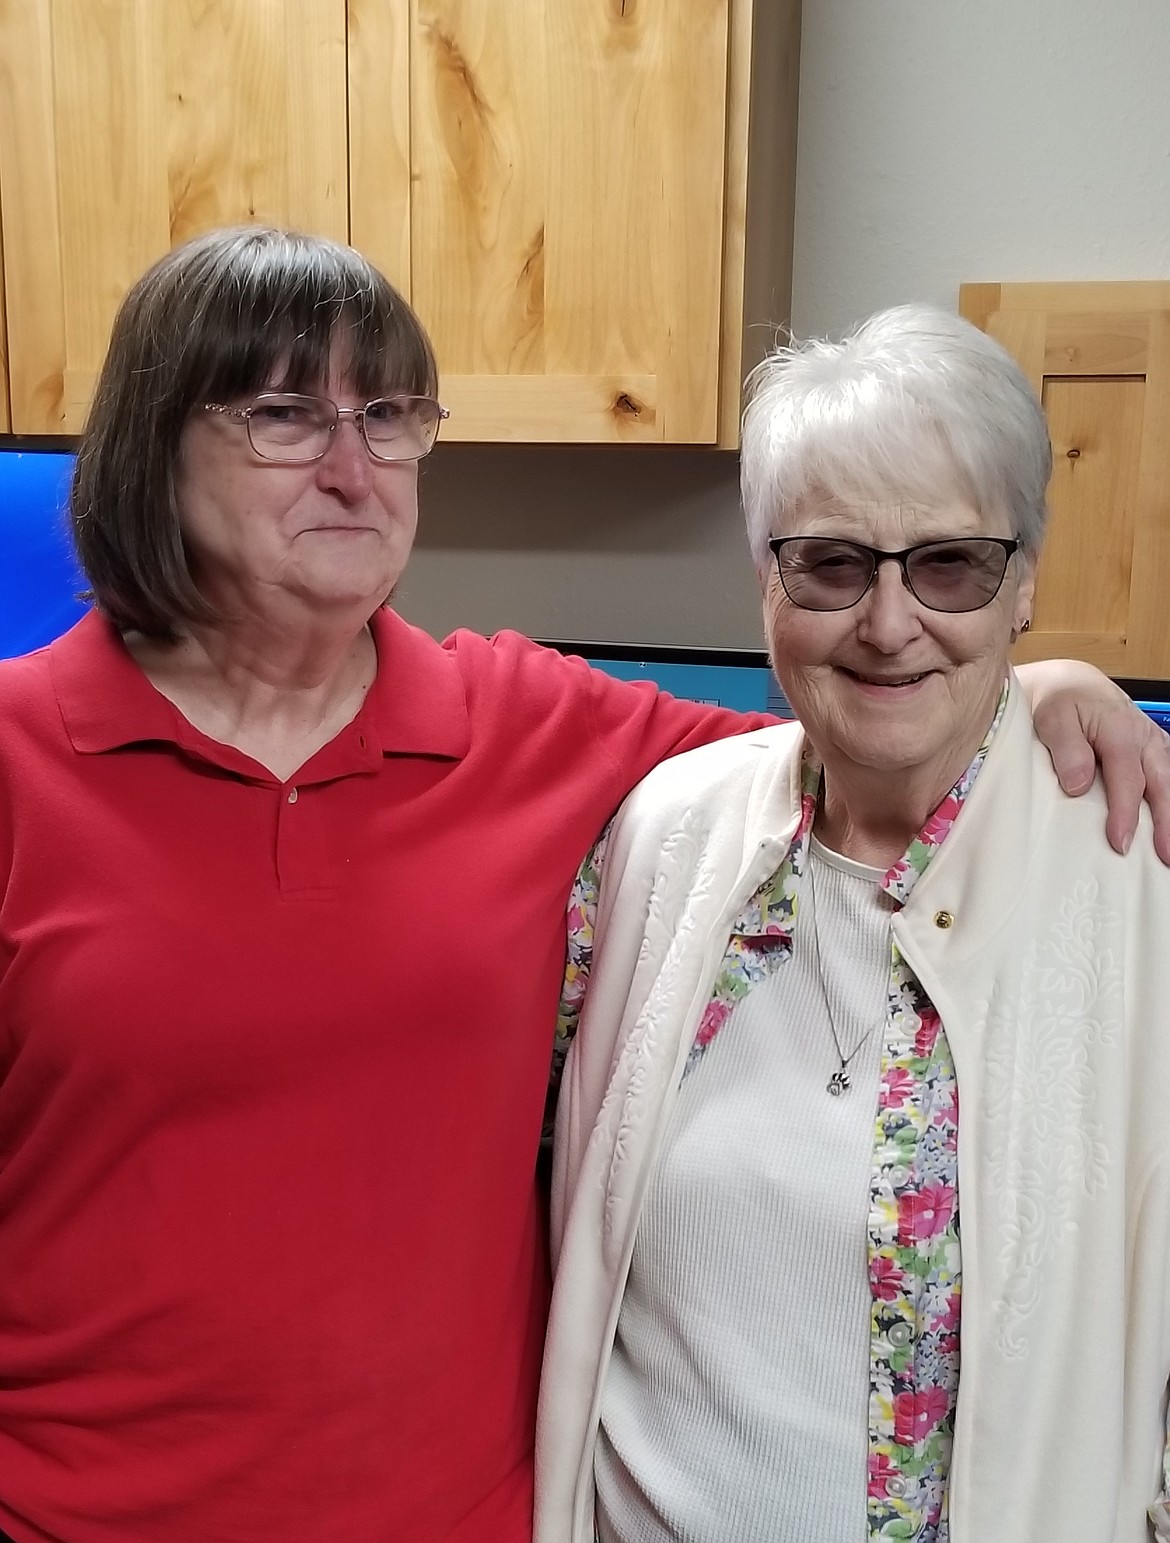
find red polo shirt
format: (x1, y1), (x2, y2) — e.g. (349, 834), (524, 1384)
(0, 609), (768, 1543)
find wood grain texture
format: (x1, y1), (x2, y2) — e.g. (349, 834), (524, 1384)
(963, 281), (1170, 678)
(966, 280), (1170, 315)
(716, 0), (753, 448)
(1, 0), (349, 434)
(163, 0), (348, 241)
(411, 0), (548, 378)
(0, 180), (9, 431)
(438, 373), (660, 442)
(1042, 315), (1150, 376)
(1010, 631), (1130, 674)
(983, 308), (1047, 396)
(410, 0), (735, 442)
(1035, 376), (1143, 635)
(657, 0), (731, 442)
(0, 0), (68, 429)
(347, 0), (412, 293)
(957, 283), (1001, 335)
(1125, 310), (1170, 677)
(54, 0), (170, 390)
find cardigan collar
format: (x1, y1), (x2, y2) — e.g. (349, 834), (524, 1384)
(737, 679), (1010, 943)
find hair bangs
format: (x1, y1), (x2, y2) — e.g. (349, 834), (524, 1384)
(768, 391), (985, 530)
(186, 238), (438, 407)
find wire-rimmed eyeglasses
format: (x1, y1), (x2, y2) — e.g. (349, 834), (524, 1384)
(203, 392), (450, 464)
(767, 535), (1021, 614)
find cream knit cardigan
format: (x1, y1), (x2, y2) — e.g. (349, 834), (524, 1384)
(536, 680), (1170, 1543)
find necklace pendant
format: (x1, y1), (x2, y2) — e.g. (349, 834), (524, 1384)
(827, 1069), (851, 1096)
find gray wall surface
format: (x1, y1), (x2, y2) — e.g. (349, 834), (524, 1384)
(400, 444), (763, 648)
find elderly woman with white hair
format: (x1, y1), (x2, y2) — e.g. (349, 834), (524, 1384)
(536, 305), (1170, 1543)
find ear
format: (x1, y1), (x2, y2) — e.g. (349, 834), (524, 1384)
(1012, 550), (1037, 634)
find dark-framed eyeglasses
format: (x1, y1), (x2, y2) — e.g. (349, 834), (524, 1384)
(203, 392), (450, 464)
(767, 535), (1021, 614)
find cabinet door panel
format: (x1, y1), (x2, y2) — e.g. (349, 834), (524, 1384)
(438, 373), (660, 443)
(961, 282), (1170, 680)
(1034, 376), (1142, 639)
(0, 0), (350, 434)
(406, 0), (732, 443)
(0, 0), (68, 432)
(0, 189), (10, 431)
(347, 0), (412, 295)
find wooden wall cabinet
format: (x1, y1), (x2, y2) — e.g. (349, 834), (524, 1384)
(0, 0), (351, 436)
(0, 0), (799, 445)
(962, 282), (1170, 680)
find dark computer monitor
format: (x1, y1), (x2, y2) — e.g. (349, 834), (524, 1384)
(537, 639), (790, 716)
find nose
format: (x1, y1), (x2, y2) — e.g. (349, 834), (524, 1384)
(315, 414), (375, 501)
(853, 557), (924, 652)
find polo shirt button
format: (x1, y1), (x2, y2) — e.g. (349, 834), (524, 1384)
(886, 1474), (909, 1499)
(889, 1164), (909, 1188)
(287, 788), (299, 805)
(933, 910), (955, 929)
(888, 1320), (913, 1348)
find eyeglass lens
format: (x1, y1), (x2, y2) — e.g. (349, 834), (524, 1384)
(775, 537), (1013, 613)
(246, 394), (443, 462)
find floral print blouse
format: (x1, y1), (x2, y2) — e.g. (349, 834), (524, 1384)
(554, 689), (1009, 1543)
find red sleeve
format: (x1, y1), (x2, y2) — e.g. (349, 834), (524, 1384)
(577, 656), (779, 792)
(444, 628), (781, 808)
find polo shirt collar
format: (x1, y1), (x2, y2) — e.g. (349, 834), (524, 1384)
(363, 607), (470, 759)
(51, 606), (470, 763)
(52, 609), (181, 753)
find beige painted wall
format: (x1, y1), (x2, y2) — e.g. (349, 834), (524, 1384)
(397, 443), (766, 649)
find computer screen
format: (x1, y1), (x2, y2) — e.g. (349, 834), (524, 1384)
(0, 448), (88, 658)
(537, 639), (791, 716)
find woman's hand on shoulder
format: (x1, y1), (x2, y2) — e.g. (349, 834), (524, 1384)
(1019, 658), (1170, 864)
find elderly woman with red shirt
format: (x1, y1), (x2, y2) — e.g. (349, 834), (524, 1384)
(0, 232), (1166, 1543)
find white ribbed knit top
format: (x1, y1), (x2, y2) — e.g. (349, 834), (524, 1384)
(594, 838), (894, 1543)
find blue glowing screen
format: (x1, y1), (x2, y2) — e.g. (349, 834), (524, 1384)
(0, 450), (88, 659)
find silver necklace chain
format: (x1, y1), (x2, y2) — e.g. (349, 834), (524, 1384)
(805, 848), (884, 1097)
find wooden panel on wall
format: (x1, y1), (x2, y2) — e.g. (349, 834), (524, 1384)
(1030, 375), (1142, 644)
(654, 0), (731, 442)
(411, 0), (548, 380)
(347, 0), (412, 295)
(409, 0), (732, 443)
(1126, 310), (1170, 681)
(53, 0), (172, 401)
(0, 0), (350, 435)
(438, 373), (661, 443)
(0, 180), (9, 432)
(961, 281), (1170, 680)
(717, 0), (752, 449)
(0, 0), (67, 431)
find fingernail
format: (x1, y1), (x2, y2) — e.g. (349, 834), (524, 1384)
(1122, 832), (1133, 855)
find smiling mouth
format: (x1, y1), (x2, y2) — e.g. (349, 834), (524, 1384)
(843, 669), (931, 687)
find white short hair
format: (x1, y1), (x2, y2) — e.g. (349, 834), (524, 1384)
(740, 303), (1052, 576)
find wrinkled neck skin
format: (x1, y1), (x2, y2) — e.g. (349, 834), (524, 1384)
(810, 686), (1001, 869)
(125, 600), (381, 782)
